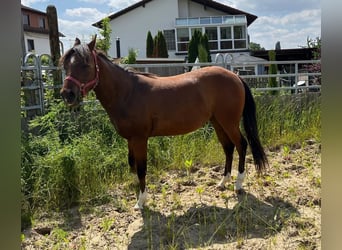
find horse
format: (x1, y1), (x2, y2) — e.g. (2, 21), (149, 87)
(60, 37), (268, 210)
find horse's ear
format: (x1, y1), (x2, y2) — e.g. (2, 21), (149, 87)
(74, 38), (81, 46)
(88, 35), (97, 51)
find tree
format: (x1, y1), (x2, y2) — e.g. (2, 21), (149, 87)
(187, 30), (211, 70)
(249, 42), (265, 51)
(146, 31), (154, 58)
(268, 50), (278, 95)
(96, 17), (112, 55)
(197, 44), (208, 63)
(275, 41), (281, 50)
(200, 33), (211, 62)
(307, 36), (321, 60)
(151, 31), (168, 58)
(306, 36), (321, 85)
(188, 30), (202, 64)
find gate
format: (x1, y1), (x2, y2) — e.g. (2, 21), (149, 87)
(21, 53), (63, 120)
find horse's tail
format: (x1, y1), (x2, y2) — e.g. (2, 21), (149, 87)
(240, 77), (268, 172)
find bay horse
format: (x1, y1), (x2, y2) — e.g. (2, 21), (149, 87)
(60, 37), (268, 210)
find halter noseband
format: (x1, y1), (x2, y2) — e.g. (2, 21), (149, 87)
(64, 50), (99, 97)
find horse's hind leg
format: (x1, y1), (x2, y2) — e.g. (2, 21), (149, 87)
(226, 128), (247, 192)
(215, 116), (247, 192)
(211, 119), (235, 189)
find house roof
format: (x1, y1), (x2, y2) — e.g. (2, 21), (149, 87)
(231, 53), (268, 64)
(21, 4), (46, 15)
(92, 0), (257, 28)
(251, 48), (317, 61)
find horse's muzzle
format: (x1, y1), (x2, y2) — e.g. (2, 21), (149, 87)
(60, 88), (80, 107)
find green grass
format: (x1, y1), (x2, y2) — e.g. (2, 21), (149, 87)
(21, 92), (321, 226)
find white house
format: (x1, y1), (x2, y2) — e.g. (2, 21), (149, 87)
(21, 5), (64, 55)
(93, 0), (258, 61)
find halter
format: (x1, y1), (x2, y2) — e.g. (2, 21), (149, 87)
(64, 50), (99, 97)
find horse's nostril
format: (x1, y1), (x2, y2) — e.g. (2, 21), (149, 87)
(61, 89), (76, 104)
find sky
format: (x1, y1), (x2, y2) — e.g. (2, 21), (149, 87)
(21, 0), (321, 51)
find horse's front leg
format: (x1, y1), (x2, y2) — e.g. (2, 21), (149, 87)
(128, 138), (148, 210)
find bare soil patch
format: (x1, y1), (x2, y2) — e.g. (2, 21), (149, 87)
(22, 140), (321, 249)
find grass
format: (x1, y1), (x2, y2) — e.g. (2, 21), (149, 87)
(21, 92), (321, 247)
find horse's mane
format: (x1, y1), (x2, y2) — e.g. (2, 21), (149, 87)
(97, 51), (158, 78)
(60, 44), (158, 79)
(123, 66), (158, 78)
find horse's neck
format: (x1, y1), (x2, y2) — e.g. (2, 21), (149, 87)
(94, 58), (133, 110)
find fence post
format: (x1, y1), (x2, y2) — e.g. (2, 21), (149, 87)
(294, 62), (299, 93)
(46, 5), (62, 99)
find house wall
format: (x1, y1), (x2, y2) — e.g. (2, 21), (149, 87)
(187, 0), (226, 17)
(22, 7), (51, 55)
(109, 0), (178, 58)
(109, 0), (249, 59)
(24, 32), (50, 55)
(177, 0), (226, 18)
(22, 9), (49, 30)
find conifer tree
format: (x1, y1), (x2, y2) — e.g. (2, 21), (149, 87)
(146, 31), (154, 58)
(152, 31), (168, 58)
(188, 30), (202, 64)
(200, 33), (211, 62)
(157, 31), (168, 58)
(268, 50), (278, 95)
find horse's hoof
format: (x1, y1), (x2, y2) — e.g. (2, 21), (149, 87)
(217, 184), (226, 191)
(134, 190), (148, 210)
(133, 202), (143, 210)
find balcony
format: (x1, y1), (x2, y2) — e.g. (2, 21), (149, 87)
(175, 15), (247, 26)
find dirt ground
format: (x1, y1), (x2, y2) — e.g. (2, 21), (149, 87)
(22, 140), (321, 249)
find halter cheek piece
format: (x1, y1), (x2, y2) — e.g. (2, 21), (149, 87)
(64, 50), (99, 97)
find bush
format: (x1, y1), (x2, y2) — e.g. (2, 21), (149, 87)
(121, 48), (138, 64)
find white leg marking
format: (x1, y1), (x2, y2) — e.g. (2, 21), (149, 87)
(235, 171), (246, 191)
(134, 190), (148, 210)
(218, 172), (231, 188)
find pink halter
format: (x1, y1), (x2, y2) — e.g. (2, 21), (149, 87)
(64, 50), (99, 97)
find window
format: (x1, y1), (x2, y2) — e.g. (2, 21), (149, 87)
(205, 27), (218, 50)
(234, 40), (247, 49)
(220, 27), (232, 39)
(175, 17), (248, 52)
(22, 14), (30, 26)
(220, 27), (232, 49)
(27, 39), (35, 52)
(234, 26), (246, 39)
(164, 30), (176, 50)
(38, 17), (46, 29)
(233, 25), (247, 49)
(176, 28), (190, 52)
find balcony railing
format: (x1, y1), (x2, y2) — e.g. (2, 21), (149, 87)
(175, 15), (247, 26)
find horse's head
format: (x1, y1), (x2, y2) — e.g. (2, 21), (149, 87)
(60, 36), (99, 107)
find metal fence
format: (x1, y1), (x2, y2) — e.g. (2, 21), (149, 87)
(21, 53), (63, 119)
(20, 53), (321, 120)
